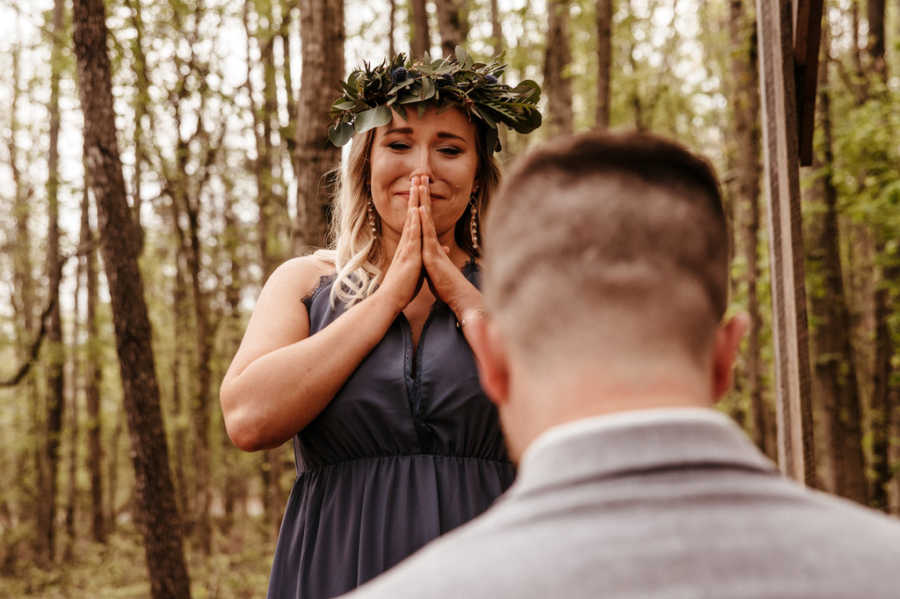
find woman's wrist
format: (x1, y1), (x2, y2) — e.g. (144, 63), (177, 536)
(447, 286), (480, 316)
(456, 306), (487, 330)
(369, 287), (406, 320)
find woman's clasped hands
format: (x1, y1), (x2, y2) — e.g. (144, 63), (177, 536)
(376, 174), (481, 318)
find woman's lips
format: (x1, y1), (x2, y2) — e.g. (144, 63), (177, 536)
(393, 191), (447, 200)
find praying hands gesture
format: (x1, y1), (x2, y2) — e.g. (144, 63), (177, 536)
(376, 175), (485, 327)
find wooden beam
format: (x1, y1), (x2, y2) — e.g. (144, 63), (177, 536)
(793, 0), (825, 165)
(755, 0), (817, 486)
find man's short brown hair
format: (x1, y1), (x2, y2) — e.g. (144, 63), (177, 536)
(483, 131), (729, 370)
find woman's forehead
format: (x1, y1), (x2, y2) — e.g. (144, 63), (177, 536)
(378, 105), (476, 141)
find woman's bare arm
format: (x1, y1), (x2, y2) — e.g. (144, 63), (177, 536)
(219, 256), (401, 451)
(220, 199), (424, 452)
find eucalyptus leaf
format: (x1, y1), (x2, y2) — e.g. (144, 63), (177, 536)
(419, 77), (435, 101)
(327, 49), (542, 150)
(354, 105), (393, 134)
(328, 121), (355, 146)
(455, 46), (468, 65)
(512, 109), (542, 134)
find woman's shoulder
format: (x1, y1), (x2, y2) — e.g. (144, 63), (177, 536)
(266, 255), (336, 301)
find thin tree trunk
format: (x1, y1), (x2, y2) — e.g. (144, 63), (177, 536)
(169, 219), (190, 525)
(809, 28), (868, 504)
(388, 0), (396, 57)
(851, 1), (864, 82)
(65, 209), (84, 558)
(866, 0), (887, 80)
(106, 402), (123, 536)
(293, 0), (344, 254)
(410, 0), (430, 59)
(595, 0), (613, 128)
(72, 0), (192, 595)
(125, 0), (150, 250)
(435, 0), (468, 58)
(728, 0), (770, 458)
(221, 182), (243, 534)
(488, 0), (509, 154)
(543, 0), (574, 135)
(280, 0), (298, 167)
(870, 253), (897, 510)
(9, 38), (45, 562)
(81, 178), (106, 543)
(863, 0), (893, 513)
(43, 0), (66, 563)
(184, 188), (213, 554)
(261, 2), (288, 276)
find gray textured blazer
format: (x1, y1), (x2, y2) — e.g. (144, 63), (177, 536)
(342, 409), (900, 599)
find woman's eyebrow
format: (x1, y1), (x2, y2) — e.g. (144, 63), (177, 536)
(384, 127), (413, 135)
(437, 132), (467, 142)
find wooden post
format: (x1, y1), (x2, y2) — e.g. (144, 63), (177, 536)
(755, 0), (817, 485)
(793, 0), (825, 165)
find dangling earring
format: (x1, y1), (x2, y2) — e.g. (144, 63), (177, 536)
(469, 193), (480, 253)
(367, 200), (378, 236)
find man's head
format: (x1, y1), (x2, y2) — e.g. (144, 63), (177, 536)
(473, 131), (746, 460)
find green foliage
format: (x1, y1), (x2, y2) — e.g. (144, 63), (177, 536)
(329, 49), (542, 150)
(0, 523), (272, 598)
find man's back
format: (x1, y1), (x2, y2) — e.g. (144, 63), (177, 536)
(343, 410), (900, 599)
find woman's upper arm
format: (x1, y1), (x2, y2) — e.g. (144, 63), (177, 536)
(222, 256), (328, 386)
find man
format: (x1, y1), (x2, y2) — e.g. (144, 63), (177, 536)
(342, 132), (900, 598)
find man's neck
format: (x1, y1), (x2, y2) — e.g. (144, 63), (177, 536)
(506, 372), (713, 462)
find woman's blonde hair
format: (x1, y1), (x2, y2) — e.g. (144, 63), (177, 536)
(315, 106), (501, 307)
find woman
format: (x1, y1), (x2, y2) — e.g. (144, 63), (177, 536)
(220, 53), (541, 599)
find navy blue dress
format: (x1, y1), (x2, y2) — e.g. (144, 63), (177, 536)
(266, 262), (515, 599)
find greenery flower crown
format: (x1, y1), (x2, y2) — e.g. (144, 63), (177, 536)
(328, 47), (542, 153)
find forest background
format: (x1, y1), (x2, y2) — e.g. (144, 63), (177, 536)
(0, 0), (898, 597)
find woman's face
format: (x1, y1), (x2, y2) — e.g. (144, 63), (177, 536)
(369, 105), (479, 243)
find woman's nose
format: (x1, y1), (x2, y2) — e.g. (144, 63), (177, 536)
(409, 153), (433, 183)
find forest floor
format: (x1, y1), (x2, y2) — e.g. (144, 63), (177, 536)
(1, 519), (274, 598)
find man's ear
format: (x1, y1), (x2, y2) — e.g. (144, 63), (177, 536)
(712, 312), (749, 400)
(468, 316), (510, 406)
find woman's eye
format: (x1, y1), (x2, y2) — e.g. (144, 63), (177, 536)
(387, 142), (410, 150)
(438, 147), (462, 156)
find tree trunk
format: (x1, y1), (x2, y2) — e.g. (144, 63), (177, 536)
(72, 0), (192, 596)
(107, 403), (123, 536)
(866, 0), (887, 80)
(595, 0), (613, 128)
(870, 253), (897, 510)
(808, 29), (868, 504)
(728, 0), (770, 458)
(388, 0), (396, 57)
(293, 0), (344, 255)
(410, 0), (430, 59)
(543, 0), (574, 135)
(861, 0), (893, 510)
(435, 0), (468, 58)
(43, 0), (66, 563)
(221, 183), (244, 534)
(81, 177), (106, 543)
(258, 0), (289, 277)
(184, 188), (213, 554)
(64, 285), (79, 560)
(171, 246), (189, 525)
(8, 43), (45, 561)
(125, 0), (150, 251)
(280, 0), (298, 164)
(66, 182), (87, 558)
(487, 0), (509, 154)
